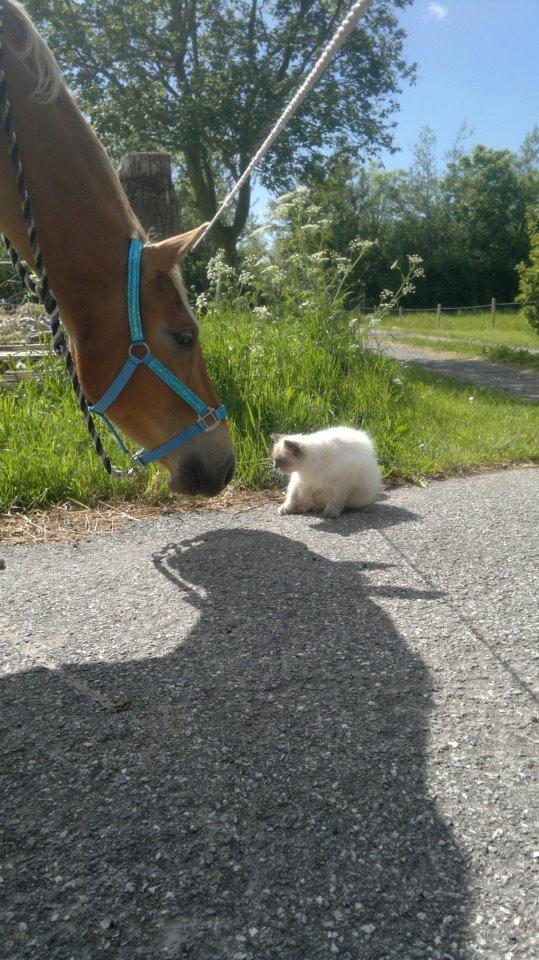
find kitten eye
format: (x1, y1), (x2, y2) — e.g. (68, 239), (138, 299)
(173, 328), (197, 350)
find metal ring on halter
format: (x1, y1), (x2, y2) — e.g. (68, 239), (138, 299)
(128, 341), (151, 360)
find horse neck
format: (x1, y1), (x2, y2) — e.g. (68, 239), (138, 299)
(0, 35), (141, 345)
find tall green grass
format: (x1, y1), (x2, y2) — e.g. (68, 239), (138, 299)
(1, 307), (538, 512)
(378, 309), (538, 350)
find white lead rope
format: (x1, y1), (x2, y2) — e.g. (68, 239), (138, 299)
(192, 0), (374, 250)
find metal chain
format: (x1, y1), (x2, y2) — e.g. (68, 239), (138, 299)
(0, 0), (137, 477)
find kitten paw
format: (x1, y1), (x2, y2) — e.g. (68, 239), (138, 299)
(279, 503), (294, 515)
(322, 505), (342, 519)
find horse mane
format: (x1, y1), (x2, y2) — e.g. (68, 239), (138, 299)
(3, 2), (195, 317)
(5, 0), (64, 103)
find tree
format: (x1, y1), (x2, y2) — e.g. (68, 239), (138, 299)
(442, 146), (530, 304)
(27, 0), (415, 261)
(517, 205), (539, 333)
(271, 128), (539, 310)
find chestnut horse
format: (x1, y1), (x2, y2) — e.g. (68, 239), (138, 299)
(0, 1), (235, 495)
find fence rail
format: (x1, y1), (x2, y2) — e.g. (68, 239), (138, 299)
(393, 301), (529, 313)
(383, 299), (537, 329)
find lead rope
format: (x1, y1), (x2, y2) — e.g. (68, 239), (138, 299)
(0, 0), (137, 477)
(192, 0), (374, 250)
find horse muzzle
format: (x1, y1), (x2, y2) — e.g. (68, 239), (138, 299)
(169, 450), (236, 497)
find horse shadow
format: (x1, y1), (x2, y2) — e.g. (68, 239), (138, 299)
(1, 525), (469, 959)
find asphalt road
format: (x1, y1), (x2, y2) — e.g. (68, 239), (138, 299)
(1, 469), (538, 960)
(379, 341), (539, 402)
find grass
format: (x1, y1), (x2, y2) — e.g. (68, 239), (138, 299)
(1, 306), (538, 512)
(377, 309), (539, 351)
(486, 345), (539, 369)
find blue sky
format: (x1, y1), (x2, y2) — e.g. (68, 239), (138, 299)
(379, 0), (538, 168)
(251, 0), (538, 217)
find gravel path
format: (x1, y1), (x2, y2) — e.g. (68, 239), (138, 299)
(1, 469), (538, 960)
(380, 341), (539, 401)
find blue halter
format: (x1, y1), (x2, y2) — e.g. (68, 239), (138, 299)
(89, 239), (227, 467)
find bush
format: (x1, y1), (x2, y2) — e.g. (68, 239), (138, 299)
(196, 188), (424, 331)
(517, 205), (539, 333)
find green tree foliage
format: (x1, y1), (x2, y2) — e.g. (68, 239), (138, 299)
(300, 129), (538, 308)
(26, 0), (415, 261)
(517, 205), (539, 332)
(443, 145), (529, 304)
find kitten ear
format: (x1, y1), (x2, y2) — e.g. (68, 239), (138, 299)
(271, 433), (283, 442)
(284, 439), (302, 457)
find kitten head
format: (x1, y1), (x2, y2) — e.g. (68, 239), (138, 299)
(271, 435), (304, 475)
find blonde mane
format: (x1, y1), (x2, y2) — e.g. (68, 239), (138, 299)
(3, 2), (195, 318)
(5, 0), (63, 103)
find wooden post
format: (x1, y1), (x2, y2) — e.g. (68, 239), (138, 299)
(398, 305), (403, 322)
(436, 303), (442, 329)
(118, 152), (181, 239)
(491, 298), (496, 327)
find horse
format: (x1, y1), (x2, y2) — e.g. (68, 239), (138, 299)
(0, 0), (236, 496)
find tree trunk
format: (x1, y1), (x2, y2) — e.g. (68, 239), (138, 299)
(118, 152), (181, 240)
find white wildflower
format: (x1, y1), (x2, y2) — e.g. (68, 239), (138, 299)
(349, 237), (377, 253)
(206, 250), (235, 284)
(195, 292), (209, 311)
(253, 305), (271, 319)
(275, 192), (295, 204)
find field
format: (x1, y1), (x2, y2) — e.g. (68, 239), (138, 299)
(377, 309), (539, 367)
(1, 307), (538, 513)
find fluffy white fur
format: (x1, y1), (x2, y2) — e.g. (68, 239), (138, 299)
(272, 427), (381, 518)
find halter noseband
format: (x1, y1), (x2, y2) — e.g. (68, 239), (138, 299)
(89, 239), (227, 466)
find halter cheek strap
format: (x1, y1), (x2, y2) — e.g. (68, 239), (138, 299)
(89, 239), (227, 466)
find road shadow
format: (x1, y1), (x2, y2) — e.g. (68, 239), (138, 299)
(1, 527), (469, 959)
(307, 499), (422, 537)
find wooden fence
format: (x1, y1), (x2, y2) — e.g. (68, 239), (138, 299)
(391, 299), (535, 328)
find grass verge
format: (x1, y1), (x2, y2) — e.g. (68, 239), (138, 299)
(377, 309), (538, 351)
(1, 307), (538, 513)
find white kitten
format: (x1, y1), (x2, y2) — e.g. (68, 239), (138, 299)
(272, 427), (381, 518)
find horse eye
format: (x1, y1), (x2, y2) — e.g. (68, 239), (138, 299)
(173, 329), (197, 349)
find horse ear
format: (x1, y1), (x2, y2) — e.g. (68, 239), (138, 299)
(145, 223), (209, 274)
